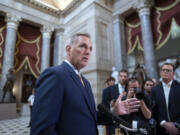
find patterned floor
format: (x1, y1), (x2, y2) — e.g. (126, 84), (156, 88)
(0, 116), (106, 135)
(0, 117), (30, 135)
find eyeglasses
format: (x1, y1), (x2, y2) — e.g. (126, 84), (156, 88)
(161, 69), (173, 73)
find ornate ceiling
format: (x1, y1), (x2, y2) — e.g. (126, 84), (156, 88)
(36, 0), (74, 10)
(19, 0), (82, 16)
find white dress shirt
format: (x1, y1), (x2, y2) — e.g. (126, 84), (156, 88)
(64, 60), (79, 75)
(162, 80), (173, 109)
(160, 80), (173, 125)
(118, 83), (125, 95)
(28, 94), (35, 106)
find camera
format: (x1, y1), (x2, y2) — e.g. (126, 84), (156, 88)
(133, 88), (144, 100)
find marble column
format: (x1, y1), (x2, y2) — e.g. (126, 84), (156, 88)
(40, 25), (54, 72)
(53, 28), (64, 66)
(0, 13), (21, 97)
(113, 15), (127, 71)
(135, 0), (158, 79)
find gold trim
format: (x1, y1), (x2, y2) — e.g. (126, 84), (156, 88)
(17, 32), (41, 44)
(0, 26), (6, 58)
(125, 21), (140, 28)
(35, 37), (41, 74)
(155, 0), (180, 11)
(15, 57), (38, 78)
(128, 36), (141, 55)
(14, 33), (41, 77)
(0, 25), (6, 69)
(127, 28), (133, 54)
(127, 26), (143, 55)
(155, 10), (162, 46)
(126, 0), (180, 53)
(137, 41), (144, 51)
(156, 18), (180, 50)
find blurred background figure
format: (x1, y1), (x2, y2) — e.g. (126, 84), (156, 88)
(152, 78), (159, 86)
(111, 67), (119, 84)
(27, 89), (35, 127)
(105, 76), (115, 88)
(132, 63), (147, 87)
(102, 69), (128, 135)
(174, 57), (180, 82)
(123, 78), (152, 135)
(1, 68), (16, 103)
(144, 78), (154, 96)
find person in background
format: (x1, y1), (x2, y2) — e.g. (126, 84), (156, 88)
(152, 78), (159, 86)
(27, 89), (35, 127)
(143, 78), (157, 135)
(102, 69), (128, 109)
(123, 78), (152, 135)
(105, 76), (115, 87)
(151, 63), (180, 135)
(102, 69), (128, 135)
(144, 78), (154, 96)
(1, 68), (16, 103)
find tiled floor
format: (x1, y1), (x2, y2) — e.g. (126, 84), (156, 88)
(0, 117), (30, 135)
(0, 116), (106, 135)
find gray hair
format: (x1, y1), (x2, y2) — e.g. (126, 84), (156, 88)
(70, 33), (91, 45)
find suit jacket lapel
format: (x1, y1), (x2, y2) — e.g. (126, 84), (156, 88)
(159, 83), (168, 109)
(168, 80), (176, 110)
(63, 62), (97, 120)
(62, 62), (86, 90)
(160, 83), (171, 120)
(82, 77), (97, 120)
(114, 85), (119, 99)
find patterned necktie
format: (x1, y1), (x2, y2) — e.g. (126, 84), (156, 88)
(78, 73), (85, 87)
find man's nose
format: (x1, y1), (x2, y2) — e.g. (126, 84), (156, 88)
(122, 77), (126, 79)
(85, 48), (91, 54)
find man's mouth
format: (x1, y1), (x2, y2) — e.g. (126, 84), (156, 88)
(83, 57), (88, 61)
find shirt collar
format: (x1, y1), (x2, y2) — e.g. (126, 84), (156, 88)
(162, 80), (173, 88)
(118, 83), (124, 88)
(64, 59), (79, 75)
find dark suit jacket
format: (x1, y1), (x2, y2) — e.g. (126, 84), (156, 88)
(31, 62), (98, 135)
(102, 84), (120, 109)
(151, 80), (180, 135)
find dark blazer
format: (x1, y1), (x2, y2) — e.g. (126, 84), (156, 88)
(31, 62), (98, 135)
(102, 84), (120, 109)
(101, 85), (120, 135)
(151, 80), (180, 135)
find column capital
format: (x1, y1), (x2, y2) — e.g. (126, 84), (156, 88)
(133, 0), (154, 16)
(55, 27), (64, 37)
(5, 13), (21, 30)
(113, 15), (125, 24)
(41, 25), (54, 39)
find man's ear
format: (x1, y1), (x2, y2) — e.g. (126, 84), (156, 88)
(66, 45), (71, 56)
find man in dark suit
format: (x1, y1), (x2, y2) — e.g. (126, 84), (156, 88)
(31, 33), (140, 135)
(102, 69), (128, 135)
(102, 69), (128, 109)
(151, 63), (180, 135)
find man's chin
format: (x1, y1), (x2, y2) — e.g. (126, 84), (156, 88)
(162, 78), (171, 82)
(79, 63), (88, 69)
